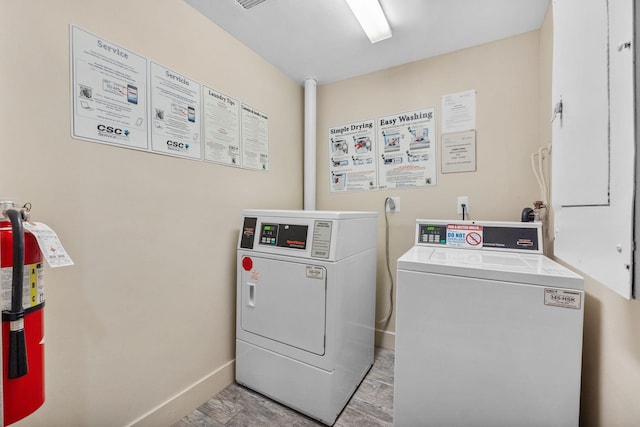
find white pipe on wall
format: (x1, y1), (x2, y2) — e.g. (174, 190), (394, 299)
(304, 77), (318, 211)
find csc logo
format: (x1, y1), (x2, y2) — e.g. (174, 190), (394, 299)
(97, 124), (129, 136)
(167, 140), (189, 149)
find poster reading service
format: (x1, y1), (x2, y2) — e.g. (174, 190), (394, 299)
(71, 26), (148, 150)
(328, 120), (378, 192)
(203, 87), (241, 167)
(377, 107), (437, 189)
(150, 62), (202, 160)
(241, 104), (269, 171)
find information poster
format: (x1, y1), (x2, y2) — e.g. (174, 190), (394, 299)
(328, 120), (378, 192)
(71, 26), (148, 150)
(241, 103), (269, 171)
(203, 86), (241, 166)
(442, 90), (476, 133)
(377, 107), (437, 189)
(149, 62), (202, 160)
(442, 130), (476, 173)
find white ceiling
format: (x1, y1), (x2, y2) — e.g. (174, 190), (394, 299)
(184, 0), (550, 85)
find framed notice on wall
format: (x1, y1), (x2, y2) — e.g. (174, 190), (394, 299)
(441, 130), (476, 173)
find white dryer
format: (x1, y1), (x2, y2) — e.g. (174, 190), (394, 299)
(394, 220), (584, 427)
(236, 209), (377, 425)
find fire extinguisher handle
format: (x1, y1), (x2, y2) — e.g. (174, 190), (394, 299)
(4, 208), (29, 378)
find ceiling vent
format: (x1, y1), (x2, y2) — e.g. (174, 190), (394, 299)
(235, 0), (266, 9)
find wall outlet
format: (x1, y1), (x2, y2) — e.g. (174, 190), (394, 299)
(386, 196), (400, 213)
(457, 196), (469, 214)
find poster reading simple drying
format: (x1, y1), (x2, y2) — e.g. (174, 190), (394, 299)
(71, 26), (148, 150)
(241, 103), (269, 171)
(149, 62), (202, 160)
(328, 120), (378, 192)
(203, 87), (241, 167)
(377, 107), (437, 189)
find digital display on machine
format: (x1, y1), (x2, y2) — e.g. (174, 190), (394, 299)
(259, 223), (308, 249)
(419, 224), (447, 244)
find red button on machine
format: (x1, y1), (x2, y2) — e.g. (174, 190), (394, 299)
(242, 256), (253, 271)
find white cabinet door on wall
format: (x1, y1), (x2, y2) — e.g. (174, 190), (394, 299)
(552, 0), (636, 299)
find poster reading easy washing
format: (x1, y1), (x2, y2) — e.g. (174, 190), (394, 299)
(149, 62), (202, 160)
(71, 26), (148, 150)
(328, 120), (378, 192)
(377, 107), (437, 189)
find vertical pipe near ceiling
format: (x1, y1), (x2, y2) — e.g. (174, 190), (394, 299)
(304, 77), (317, 211)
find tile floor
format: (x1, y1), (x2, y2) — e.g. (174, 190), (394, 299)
(172, 347), (394, 427)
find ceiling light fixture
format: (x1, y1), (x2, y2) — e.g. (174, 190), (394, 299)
(345, 0), (392, 43)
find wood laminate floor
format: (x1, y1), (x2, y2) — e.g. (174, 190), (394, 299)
(173, 347), (394, 427)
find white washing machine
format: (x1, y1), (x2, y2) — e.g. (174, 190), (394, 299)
(236, 209), (377, 425)
(394, 220), (584, 427)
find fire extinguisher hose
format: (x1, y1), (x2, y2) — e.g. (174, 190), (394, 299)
(4, 208), (29, 378)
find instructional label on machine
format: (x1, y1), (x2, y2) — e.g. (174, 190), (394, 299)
(446, 224), (483, 248)
(306, 265), (325, 280)
(544, 288), (582, 310)
(311, 220), (332, 259)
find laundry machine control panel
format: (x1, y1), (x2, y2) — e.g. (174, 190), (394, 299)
(415, 220), (543, 254)
(239, 210), (377, 261)
(259, 223), (308, 249)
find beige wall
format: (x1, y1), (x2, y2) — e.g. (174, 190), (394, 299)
(3, 1), (639, 426)
(0, 1), (303, 426)
(317, 31), (542, 341)
(538, 7), (640, 427)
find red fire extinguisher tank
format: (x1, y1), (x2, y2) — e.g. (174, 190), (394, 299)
(1, 203), (45, 426)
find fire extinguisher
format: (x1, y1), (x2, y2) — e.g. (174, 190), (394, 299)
(1, 201), (45, 426)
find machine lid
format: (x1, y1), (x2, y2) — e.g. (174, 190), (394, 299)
(397, 246), (583, 290)
(242, 209), (377, 220)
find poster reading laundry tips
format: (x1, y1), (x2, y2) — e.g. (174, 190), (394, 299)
(328, 119), (378, 192)
(377, 107), (437, 189)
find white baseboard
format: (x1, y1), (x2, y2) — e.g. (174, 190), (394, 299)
(127, 359), (235, 427)
(375, 328), (396, 350)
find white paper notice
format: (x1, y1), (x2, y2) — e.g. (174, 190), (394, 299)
(442, 130), (476, 173)
(203, 87), (241, 167)
(71, 26), (148, 150)
(23, 222), (74, 267)
(328, 120), (378, 192)
(241, 104), (269, 171)
(150, 62), (202, 160)
(377, 107), (437, 189)
(442, 90), (476, 133)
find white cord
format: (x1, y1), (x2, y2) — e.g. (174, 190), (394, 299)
(531, 152), (544, 201)
(531, 146), (551, 206)
(538, 146), (550, 205)
(377, 198), (394, 327)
